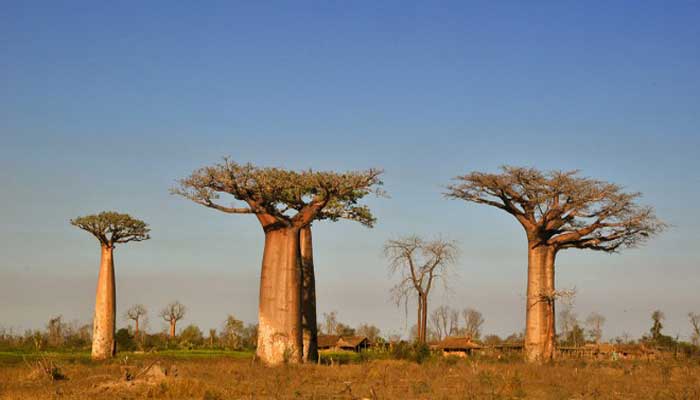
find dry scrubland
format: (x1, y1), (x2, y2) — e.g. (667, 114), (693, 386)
(2, 353), (700, 399)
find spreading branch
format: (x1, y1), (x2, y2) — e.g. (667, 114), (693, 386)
(445, 166), (666, 252)
(70, 211), (150, 247)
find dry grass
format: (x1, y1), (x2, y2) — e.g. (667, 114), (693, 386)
(1, 353), (699, 399)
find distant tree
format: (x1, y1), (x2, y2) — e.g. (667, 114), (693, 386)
(321, 311), (339, 335)
(179, 324), (204, 348)
(356, 324), (381, 342)
(563, 323), (586, 347)
(115, 328), (136, 351)
(71, 211), (150, 360)
(585, 312), (606, 343)
(46, 316), (65, 347)
(334, 323), (356, 337)
(689, 313), (700, 346)
(462, 308), (485, 340)
(446, 167), (665, 361)
(221, 315), (245, 349)
(173, 158), (382, 364)
(650, 310), (665, 341)
(160, 301), (186, 338)
(385, 236), (458, 344)
(558, 305), (578, 344)
(430, 305), (459, 341)
(208, 329), (218, 348)
(483, 334), (502, 346)
(124, 304), (147, 336)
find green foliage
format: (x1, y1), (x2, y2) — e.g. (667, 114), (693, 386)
(319, 350), (361, 365)
(179, 325), (204, 348)
(172, 158), (384, 228)
(390, 342), (433, 364)
(70, 211), (150, 246)
(115, 328), (136, 351)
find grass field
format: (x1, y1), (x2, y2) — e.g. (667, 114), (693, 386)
(1, 351), (699, 399)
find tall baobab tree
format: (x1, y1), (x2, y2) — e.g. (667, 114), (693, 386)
(385, 236), (458, 344)
(160, 301), (186, 338)
(124, 304), (147, 336)
(446, 167), (665, 362)
(173, 158), (382, 364)
(299, 191), (381, 362)
(70, 211), (150, 360)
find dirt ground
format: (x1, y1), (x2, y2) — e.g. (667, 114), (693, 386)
(2, 355), (700, 399)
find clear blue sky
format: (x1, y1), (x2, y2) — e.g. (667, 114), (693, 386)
(1, 1), (699, 341)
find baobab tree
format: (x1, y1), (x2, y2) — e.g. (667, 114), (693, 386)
(299, 191), (381, 362)
(446, 167), (665, 362)
(385, 236), (458, 344)
(173, 158), (382, 364)
(160, 301), (186, 338)
(124, 304), (147, 336)
(70, 211), (150, 360)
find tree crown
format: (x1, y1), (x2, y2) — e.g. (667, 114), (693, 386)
(70, 211), (150, 247)
(172, 158), (384, 229)
(446, 166), (666, 252)
(160, 301), (186, 322)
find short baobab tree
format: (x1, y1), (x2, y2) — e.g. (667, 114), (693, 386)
(385, 236), (458, 344)
(124, 304), (147, 336)
(70, 211), (150, 360)
(173, 158), (382, 364)
(446, 166), (665, 362)
(160, 301), (186, 338)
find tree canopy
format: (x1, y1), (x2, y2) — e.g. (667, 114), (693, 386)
(172, 158), (384, 229)
(70, 211), (150, 247)
(445, 166), (666, 251)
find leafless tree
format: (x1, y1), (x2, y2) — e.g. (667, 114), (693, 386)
(446, 166), (665, 362)
(462, 308), (485, 340)
(356, 324), (381, 342)
(689, 313), (700, 346)
(585, 312), (606, 343)
(160, 301), (186, 338)
(385, 236), (458, 344)
(124, 304), (147, 336)
(322, 311), (338, 335)
(558, 304), (577, 343)
(430, 305), (459, 341)
(70, 211), (150, 360)
(173, 158), (382, 364)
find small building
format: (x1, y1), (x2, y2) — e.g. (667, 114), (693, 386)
(317, 335), (370, 352)
(432, 336), (482, 357)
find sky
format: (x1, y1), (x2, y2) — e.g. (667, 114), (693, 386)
(1, 1), (699, 341)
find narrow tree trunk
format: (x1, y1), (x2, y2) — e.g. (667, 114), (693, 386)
(134, 318), (139, 336)
(300, 225), (318, 363)
(92, 245), (116, 360)
(416, 295), (423, 342)
(421, 294), (429, 343)
(169, 320), (176, 338)
(257, 227), (303, 365)
(524, 242), (557, 362)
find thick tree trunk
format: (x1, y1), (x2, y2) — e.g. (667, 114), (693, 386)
(300, 225), (318, 363)
(524, 243), (557, 362)
(92, 245), (116, 360)
(257, 227), (303, 365)
(169, 321), (176, 338)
